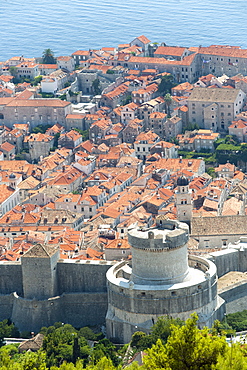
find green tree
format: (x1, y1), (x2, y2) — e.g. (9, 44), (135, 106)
(182, 123), (199, 133)
(0, 319), (20, 347)
(59, 93), (67, 100)
(32, 75), (42, 86)
(92, 79), (101, 95)
(158, 74), (175, 95)
(41, 324), (93, 368)
(9, 66), (18, 78)
(122, 95), (132, 105)
(212, 343), (247, 370)
(150, 316), (184, 345)
(206, 167), (216, 178)
(78, 327), (97, 341)
(169, 137), (179, 145)
(19, 350), (47, 370)
(72, 335), (80, 364)
(92, 339), (120, 367)
(41, 93), (54, 98)
(42, 325), (77, 367)
(226, 310), (247, 332)
(165, 314), (227, 369)
(32, 124), (52, 134)
(164, 93), (172, 117)
(74, 129), (89, 141)
(143, 338), (170, 370)
(240, 144), (247, 163)
(86, 356), (116, 370)
(0, 347), (13, 368)
(225, 135), (239, 145)
(130, 317), (184, 352)
(42, 49), (56, 64)
(9, 66), (19, 84)
(144, 314), (227, 370)
(53, 133), (60, 149)
(131, 331), (147, 349)
(125, 362), (141, 370)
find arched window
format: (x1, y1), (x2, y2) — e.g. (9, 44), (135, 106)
(0, 113), (4, 119)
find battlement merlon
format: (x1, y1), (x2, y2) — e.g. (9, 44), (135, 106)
(128, 223), (189, 251)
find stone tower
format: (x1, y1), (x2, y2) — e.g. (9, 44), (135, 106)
(21, 243), (59, 300)
(106, 217), (225, 343)
(175, 175), (193, 225)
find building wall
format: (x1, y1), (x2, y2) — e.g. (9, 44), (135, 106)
(0, 262), (23, 295)
(1, 188), (20, 215)
(188, 90), (245, 133)
(208, 250), (239, 278)
(29, 139), (54, 161)
(193, 233), (246, 249)
(197, 53), (247, 78)
(2, 103), (72, 129)
(41, 79), (58, 94)
(77, 71), (98, 95)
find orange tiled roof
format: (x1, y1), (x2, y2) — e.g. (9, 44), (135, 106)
(135, 35), (150, 44)
(105, 239), (130, 249)
(0, 185), (15, 204)
(135, 130), (159, 144)
(229, 119), (247, 129)
(198, 45), (247, 58)
(6, 99), (70, 107)
(72, 50), (90, 56)
(0, 142), (15, 152)
(60, 130), (82, 141)
(38, 64), (58, 69)
(154, 46), (186, 56)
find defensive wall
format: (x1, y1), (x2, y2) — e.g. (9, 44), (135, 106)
(0, 235), (247, 335)
(0, 259), (113, 332)
(207, 237), (247, 277)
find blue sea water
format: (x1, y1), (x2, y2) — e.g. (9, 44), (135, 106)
(0, 0), (247, 61)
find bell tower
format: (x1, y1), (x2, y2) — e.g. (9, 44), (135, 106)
(175, 175), (193, 225)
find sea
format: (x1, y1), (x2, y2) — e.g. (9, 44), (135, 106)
(0, 0), (247, 61)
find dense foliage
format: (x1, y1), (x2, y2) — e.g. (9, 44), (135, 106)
(158, 74), (176, 95)
(226, 310), (247, 332)
(0, 319), (19, 347)
(92, 79), (101, 95)
(130, 316), (184, 351)
(73, 129), (89, 141)
(182, 123), (200, 133)
(31, 124), (52, 134)
(1, 314), (247, 369)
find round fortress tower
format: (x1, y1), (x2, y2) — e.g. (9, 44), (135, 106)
(106, 217), (225, 343)
(129, 222), (189, 285)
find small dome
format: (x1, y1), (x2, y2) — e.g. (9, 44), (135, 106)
(177, 175), (189, 186)
(9, 173), (16, 179)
